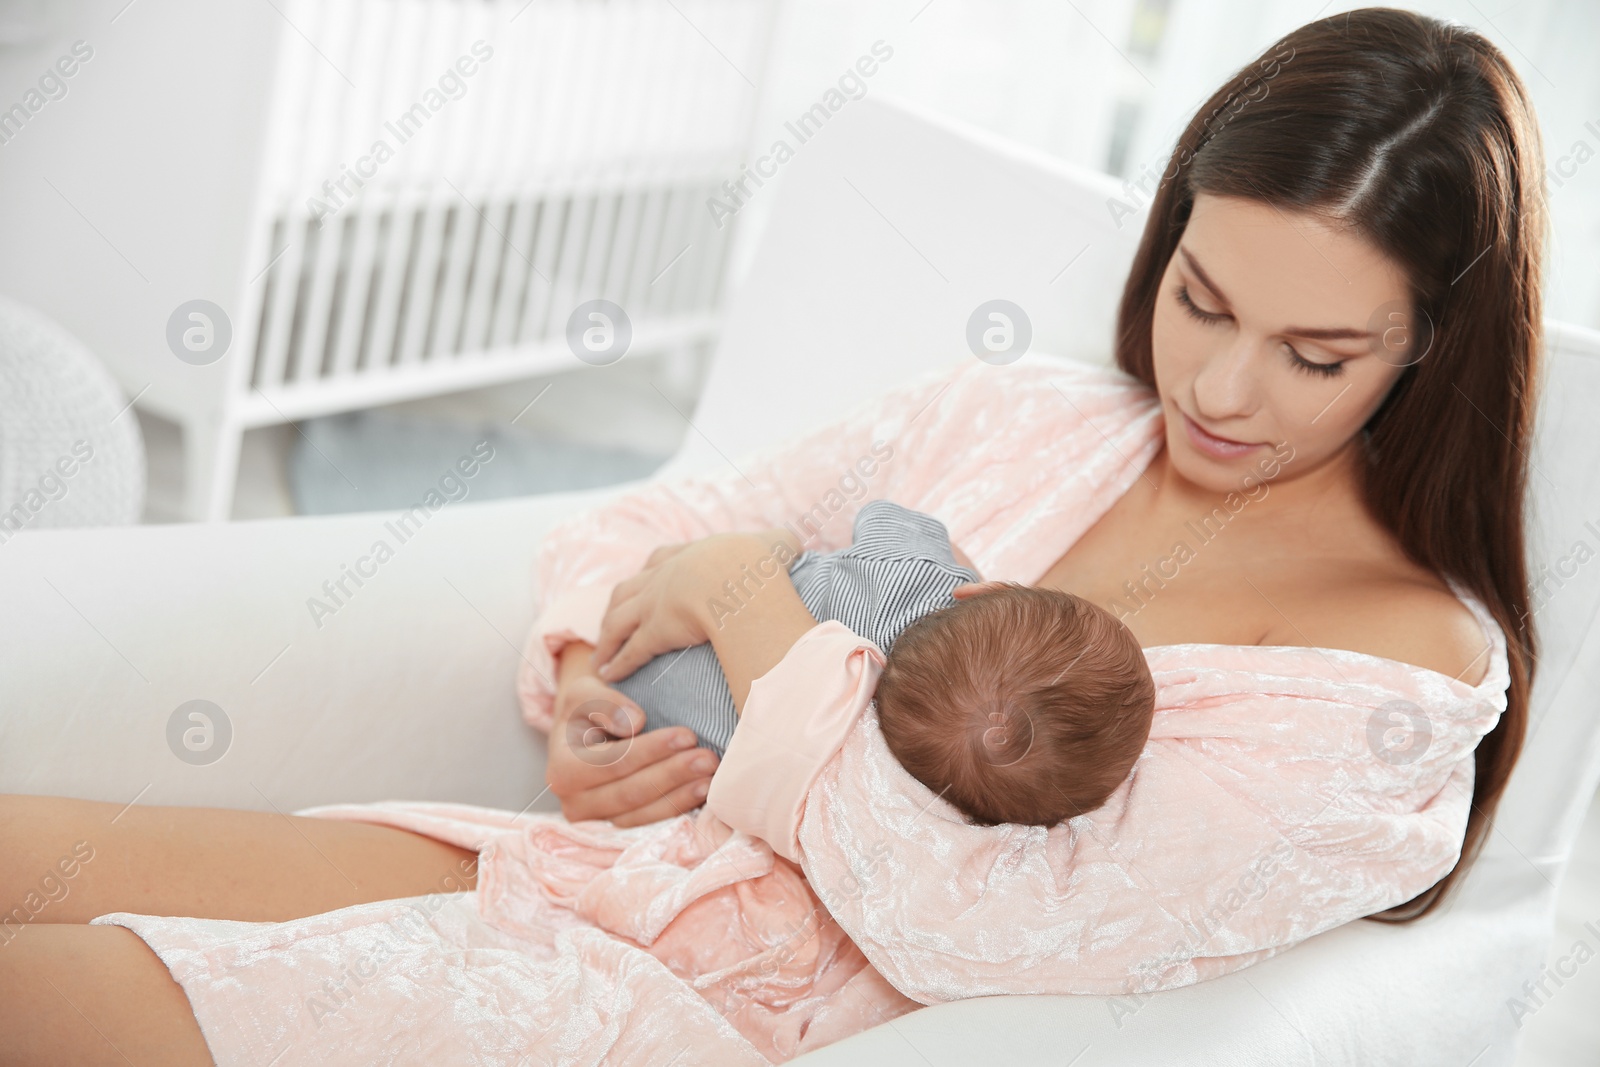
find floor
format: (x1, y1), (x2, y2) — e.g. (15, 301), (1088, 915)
(134, 357), (1600, 1065)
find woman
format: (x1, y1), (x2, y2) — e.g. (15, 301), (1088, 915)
(0, 8), (1543, 1064)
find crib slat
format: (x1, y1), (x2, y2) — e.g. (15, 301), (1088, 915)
(629, 0), (667, 167)
(291, 214), (348, 383)
(246, 216), (287, 390)
(591, 0), (632, 178)
(256, 216), (309, 390)
(676, 0), (720, 174)
(327, 0), (399, 379)
(410, 16), (470, 362)
(691, 179), (732, 310)
(579, 191), (621, 307)
(356, 0), (429, 372)
(386, 0), (459, 369)
(617, 0), (656, 177)
(603, 187), (646, 303)
(518, 195), (569, 343)
(481, 2), (546, 351)
(425, 195), (481, 360)
(505, 1), (579, 345)
(458, 197), (510, 354)
(457, 2), (521, 355)
(253, 0), (331, 390)
(361, 205), (415, 370)
(623, 185), (669, 316)
(648, 185), (695, 319)
(682, 181), (723, 315)
(391, 198), (447, 367)
(288, 0), (362, 384)
(490, 197), (542, 348)
(657, 0), (719, 319)
(545, 192), (596, 348)
(328, 208), (382, 377)
(524, 1), (571, 189)
(423, 1), (495, 360)
(242, 0), (308, 390)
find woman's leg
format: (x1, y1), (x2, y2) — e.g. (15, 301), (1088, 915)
(0, 795), (486, 1064)
(0, 794), (478, 926)
(0, 924), (212, 1067)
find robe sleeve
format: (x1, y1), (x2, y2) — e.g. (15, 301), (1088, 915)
(702, 621), (885, 863)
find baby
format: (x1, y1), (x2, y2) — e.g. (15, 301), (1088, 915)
(609, 499), (1156, 827)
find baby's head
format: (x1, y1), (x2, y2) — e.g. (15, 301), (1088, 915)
(874, 583), (1155, 827)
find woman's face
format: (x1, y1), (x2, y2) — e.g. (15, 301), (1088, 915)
(1150, 192), (1417, 493)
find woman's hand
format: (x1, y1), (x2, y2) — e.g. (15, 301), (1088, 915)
(593, 530), (798, 684)
(545, 643), (720, 827)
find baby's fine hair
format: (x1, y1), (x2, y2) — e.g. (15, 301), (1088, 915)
(874, 583), (1156, 827)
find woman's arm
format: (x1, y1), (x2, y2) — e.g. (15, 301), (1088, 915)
(592, 527), (815, 714)
(516, 359), (973, 737)
(689, 532), (818, 715)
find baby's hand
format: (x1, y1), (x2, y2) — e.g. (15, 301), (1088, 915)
(951, 579), (1015, 600)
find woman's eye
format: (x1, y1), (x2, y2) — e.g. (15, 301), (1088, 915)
(1177, 283), (1347, 378)
(1285, 344), (1346, 378)
(1175, 284), (1226, 324)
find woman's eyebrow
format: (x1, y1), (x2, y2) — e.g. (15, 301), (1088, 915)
(1177, 245), (1375, 342)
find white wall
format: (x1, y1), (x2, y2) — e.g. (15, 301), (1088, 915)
(729, 0), (1599, 329)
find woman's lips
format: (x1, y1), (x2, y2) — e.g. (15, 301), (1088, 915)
(1180, 411), (1264, 459)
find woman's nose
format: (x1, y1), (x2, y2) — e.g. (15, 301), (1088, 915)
(1190, 336), (1261, 420)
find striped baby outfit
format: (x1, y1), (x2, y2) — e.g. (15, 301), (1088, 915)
(610, 499), (980, 757)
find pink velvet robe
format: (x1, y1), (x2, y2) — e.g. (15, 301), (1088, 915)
(94, 356), (1510, 1066)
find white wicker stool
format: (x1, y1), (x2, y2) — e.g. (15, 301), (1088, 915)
(0, 294), (144, 537)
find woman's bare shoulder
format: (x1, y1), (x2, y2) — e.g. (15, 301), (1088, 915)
(1265, 569), (1493, 685)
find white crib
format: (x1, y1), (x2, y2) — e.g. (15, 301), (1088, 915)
(0, 0), (778, 519)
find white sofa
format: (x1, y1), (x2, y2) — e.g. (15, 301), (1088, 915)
(3, 97), (1599, 1066)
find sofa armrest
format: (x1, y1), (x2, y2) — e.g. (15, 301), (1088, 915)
(0, 484), (634, 815)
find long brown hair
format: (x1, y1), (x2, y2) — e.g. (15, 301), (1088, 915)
(1113, 7), (1545, 920)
